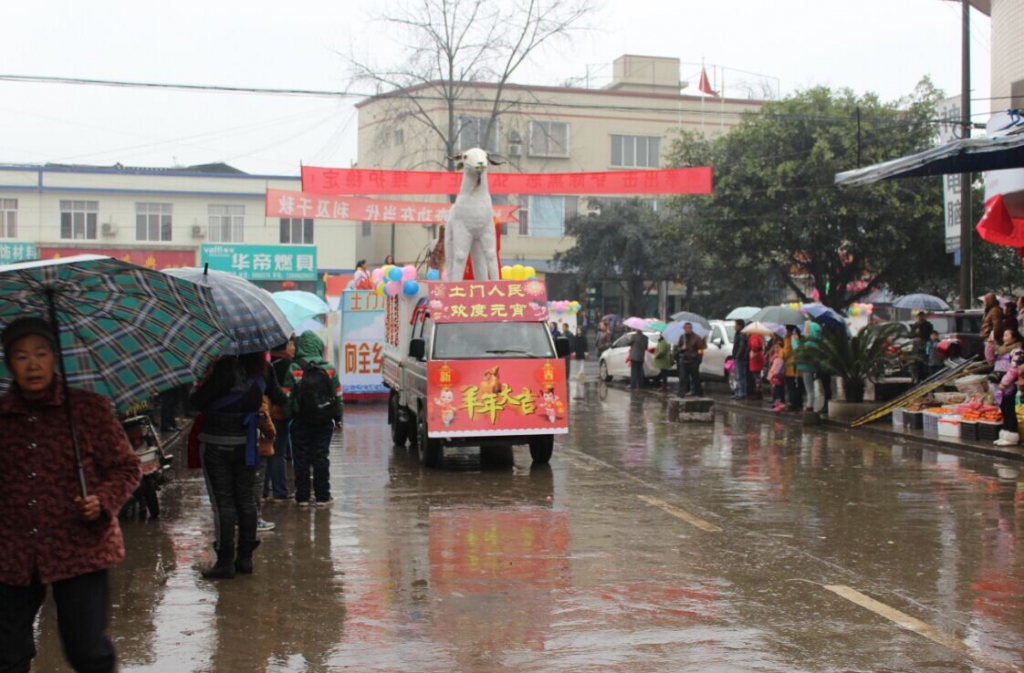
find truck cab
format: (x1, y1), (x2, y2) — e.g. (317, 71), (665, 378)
(384, 280), (570, 467)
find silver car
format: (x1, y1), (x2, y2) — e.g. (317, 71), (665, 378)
(599, 331), (662, 382)
(700, 320), (737, 391)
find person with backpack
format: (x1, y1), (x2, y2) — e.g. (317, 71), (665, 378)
(282, 331), (342, 508)
(265, 338), (296, 502)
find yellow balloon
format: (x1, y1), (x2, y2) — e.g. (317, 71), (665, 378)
(501, 265), (512, 280)
(512, 264), (525, 280)
(524, 266), (536, 279)
(375, 281), (386, 297)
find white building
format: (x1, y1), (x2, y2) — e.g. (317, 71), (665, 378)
(0, 162), (360, 289)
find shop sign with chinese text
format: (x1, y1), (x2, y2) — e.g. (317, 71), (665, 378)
(426, 358), (568, 438)
(0, 242), (39, 263)
(200, 244), (316, 281)
(340, 290), (387, 396)
(428, 281), (548, 323)
(38, 247), (194, 270)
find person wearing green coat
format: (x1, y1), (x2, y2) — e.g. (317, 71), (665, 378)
(281, 331), (342, 508)
(653, 334), (674, 389)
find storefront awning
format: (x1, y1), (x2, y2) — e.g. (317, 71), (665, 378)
(834, 133), (1024, 187)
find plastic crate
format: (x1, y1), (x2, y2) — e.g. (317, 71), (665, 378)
(923, 412), (941, 435)
(960, 421), (978, 441)
(977, 421), (1002, 442)
(905, 410), (924, 430)
(891, 408), (905, 429)
(937, 416), (961, 438)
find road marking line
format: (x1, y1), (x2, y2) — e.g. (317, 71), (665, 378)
(824, 585), (1023, 673)
(638, 495), (722, 533)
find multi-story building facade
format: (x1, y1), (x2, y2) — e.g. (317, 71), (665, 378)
(355, 54), (765, 308)
(980, 0), (1023, 113)
(0, 162), (360, 290)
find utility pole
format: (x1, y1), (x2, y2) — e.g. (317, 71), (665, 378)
(958, 0), (972, 309)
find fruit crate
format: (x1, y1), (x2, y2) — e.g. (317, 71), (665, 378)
(904, 410), (924, 430)
(959, 420), (978, 441)
(977, 421), (1002, 442)
(937, 416), (961, 438)
(923, 411), (942, 435)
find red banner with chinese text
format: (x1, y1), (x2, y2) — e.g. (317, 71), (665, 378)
(266, 189), (519, 223)
(301, 166), (713, 196)
(39, 247), (196, 270)
(426, 359), (568, 437)
(428, 280), (548, 323)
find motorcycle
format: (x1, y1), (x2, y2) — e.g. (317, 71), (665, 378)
(119, 399), (174, 519)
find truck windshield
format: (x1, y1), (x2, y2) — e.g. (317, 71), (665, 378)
(432, 322), (556, 359)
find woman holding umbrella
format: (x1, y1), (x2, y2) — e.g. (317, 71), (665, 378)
(0, 317), (142, 673)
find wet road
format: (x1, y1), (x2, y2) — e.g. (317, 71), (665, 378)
(32, 382), (1024, 672)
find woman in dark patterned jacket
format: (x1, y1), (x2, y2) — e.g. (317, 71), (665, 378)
(0, 317), (142, 673)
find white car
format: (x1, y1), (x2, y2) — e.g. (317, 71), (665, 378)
(700, 320), (737, 391)
(599, 331), (663, 382)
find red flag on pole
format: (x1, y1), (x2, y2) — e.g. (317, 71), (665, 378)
(698, 68), (717, 96)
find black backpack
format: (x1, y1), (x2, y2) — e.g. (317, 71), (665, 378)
(295, 358), (336, 425)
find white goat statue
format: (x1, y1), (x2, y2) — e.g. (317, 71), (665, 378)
(444, 147), (503, 282)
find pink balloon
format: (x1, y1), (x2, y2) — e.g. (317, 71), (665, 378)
(441, 269), (448, 281)
(385, 280), (401, 296)
(402, 264), (417, 280)
(371, 268), (384, 282)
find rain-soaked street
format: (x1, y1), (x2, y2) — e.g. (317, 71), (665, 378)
(31, 382), (1024, 672)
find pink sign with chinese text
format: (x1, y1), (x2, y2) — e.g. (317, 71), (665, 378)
(428, 281), (548, 323)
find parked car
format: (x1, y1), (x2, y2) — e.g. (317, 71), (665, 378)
(700, 320), (737, 391)
(599, 331), (662, 382)
(919, 310), (984, 360)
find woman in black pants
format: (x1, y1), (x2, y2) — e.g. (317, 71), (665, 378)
(190, 352), (286, 578)
(995, 349), (1024, 447)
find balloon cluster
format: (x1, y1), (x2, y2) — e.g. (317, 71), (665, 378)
(500, 264), (538, 281)
(848, 302), (874, 317)
(370, 264), (434, 298)
(784, 302), (802, 310)
(548, 300), (581, 314)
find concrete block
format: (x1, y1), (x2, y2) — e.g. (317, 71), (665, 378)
(667, 397), (681, 422)
(680, 411), (715, 423)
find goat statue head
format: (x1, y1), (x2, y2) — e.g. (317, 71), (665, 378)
(448, 148), (505, 185)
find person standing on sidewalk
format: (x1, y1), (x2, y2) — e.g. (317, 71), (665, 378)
(628, 328), (649, 390)
(266, 338), (296, 502)
(596, 322), (612, 360)
(283, 332), (342, 508)
(732, 320), (750, 400)
(652, 334), (673, 389)
(748, 331), (766, 400)
(0, 317), (142, 673)
(676, 323), (704, 397)
(994, 348), (1024, 447)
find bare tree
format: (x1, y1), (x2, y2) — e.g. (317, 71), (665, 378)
(346, 0), (594, 171)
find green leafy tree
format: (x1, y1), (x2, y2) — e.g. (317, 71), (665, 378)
(554, 199), (671, 316)
(666, 79), (956, 310)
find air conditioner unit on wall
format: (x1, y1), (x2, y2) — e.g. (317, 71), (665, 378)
(508, 143), (522, 157)
(191, 225), (206, 239)
(101, 222), (117, 236)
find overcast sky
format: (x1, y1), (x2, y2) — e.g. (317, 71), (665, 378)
(0, 0), (991, 176)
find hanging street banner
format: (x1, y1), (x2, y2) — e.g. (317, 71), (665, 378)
(339, 290), (387, 398)
(200, 244), (316, 281)
(39, 246), (194, 270)
(301, 166), (713, 196)
(266, 189), (519, 224)
(428, 280), (548, 323)
(0, 242), (39, 263)
(425, 358), (568, 438)
(937, 96), (962, 254)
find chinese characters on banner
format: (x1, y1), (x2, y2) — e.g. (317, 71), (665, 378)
(0, 242), (39, 263)
(340, 290), (388, 397)
(265, 189), (519, 224)
(39, 247), (195, 270)
(301, 166), (714, 196)
(200, 244), (316, 281)
(426, 359), (568, 438)
(937, 96), (962, 254)
(428, 281), (549, 323)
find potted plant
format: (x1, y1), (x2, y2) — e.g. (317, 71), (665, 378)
(795, 321), (910, 418)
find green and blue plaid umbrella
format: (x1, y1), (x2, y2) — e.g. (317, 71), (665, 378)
(0, 254), (233, 412)
(164, 266), (293, 355)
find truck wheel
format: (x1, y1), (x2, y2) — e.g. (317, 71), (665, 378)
(417, 413), (442, 468)
(389, 393), (409, 446)
(529, 436), (554, 464)
(599, 360), (612, 382)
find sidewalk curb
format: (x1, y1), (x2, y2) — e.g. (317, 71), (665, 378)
(598, 378), (1024, 463)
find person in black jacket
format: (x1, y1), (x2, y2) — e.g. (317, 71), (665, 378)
(190, 352), (286, 579)
(732, 320), (750, 400)
(628, 328), (649, 390)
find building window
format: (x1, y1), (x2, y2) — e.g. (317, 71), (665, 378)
(517, 196), (529, 236)
(362, 221), (372, 237)
(457, 115), (499, 153)
(208, 205), (244, 243)
(393, 128), (405, 145)
(528, 196), (567, 238)
(60, 200), (98, 240)
(280, 218), (314, 244)
(0, 199), (16, 238)
(529, 121), (570, 157)
(135, 203), (173, 242)
(610, 134), (661, 168)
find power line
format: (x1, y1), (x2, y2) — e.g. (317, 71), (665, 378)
(0, 74), (364, 98)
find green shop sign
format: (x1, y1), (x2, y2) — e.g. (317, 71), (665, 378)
(0, 242), (39, 263)
(200, 244), (317, 281)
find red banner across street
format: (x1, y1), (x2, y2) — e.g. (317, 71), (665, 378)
(265, 189), (519, 223)
(301, 166), (713, 196)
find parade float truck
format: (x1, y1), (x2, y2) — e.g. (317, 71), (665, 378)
(384, 279), (570, 467)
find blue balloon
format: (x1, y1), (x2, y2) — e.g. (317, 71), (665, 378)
(426, 268), (440, 281)
(403, 279), (420, 296)
(388, 266), (403, 281)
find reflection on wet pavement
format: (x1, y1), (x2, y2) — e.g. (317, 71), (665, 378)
(29, 384), (1024, 672)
